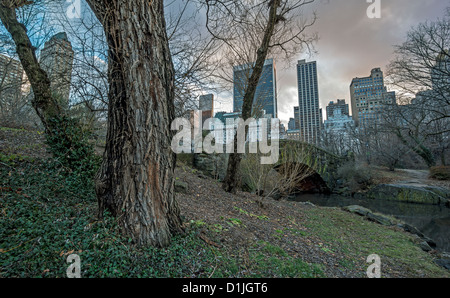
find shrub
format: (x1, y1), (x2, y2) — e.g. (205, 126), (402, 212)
(176, 153), (194, 166)
(429, 166), (450, 180)
(45, 116), (101, 184)
(337, 161), (373, 193)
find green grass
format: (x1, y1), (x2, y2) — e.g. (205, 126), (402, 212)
(246, 241), (325, 278)
(301, 207), (450, 277)
(0, 158), (325, 278)
(2, 152), (447, 278)
(0, 127), (27, 132)
(0, 152), (33, 164)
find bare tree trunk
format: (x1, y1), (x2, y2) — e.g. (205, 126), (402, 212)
(0, 0), (62, 129)
(86, 0), (183, 247)
(222, 0), (282, 194)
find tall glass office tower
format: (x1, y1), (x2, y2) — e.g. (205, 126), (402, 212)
(297, 59), (321, 144)
(233, 59), (277, 118)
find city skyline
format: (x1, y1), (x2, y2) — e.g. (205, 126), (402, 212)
(213, 0), (449, 126)
(2, 1), (446, 128)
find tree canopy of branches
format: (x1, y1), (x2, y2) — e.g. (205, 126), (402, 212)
(386, 7), (450, 167)
(0, 0), (62, 129)
(388, 7), (450, 112)
(204, 0), (317, 193)
(166, 0), (222, 117)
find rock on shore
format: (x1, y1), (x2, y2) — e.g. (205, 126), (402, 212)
(366, 183), (450, 206)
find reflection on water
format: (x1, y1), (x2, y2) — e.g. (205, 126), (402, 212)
(291, 193), (450, 252)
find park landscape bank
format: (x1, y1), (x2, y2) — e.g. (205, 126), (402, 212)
(175, 160), (450, 277)
(0, 126), (449, 277)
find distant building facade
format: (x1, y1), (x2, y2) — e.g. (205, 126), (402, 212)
(199, 94), (214, 127)
(326, 99), (349, 120)
(233, 58), (278, 118)
(288, 118), (296, 130)
(297, 59), (321, 144)
(0, 54), (27, 102)
(293, 106), (300, 130)
(39, 32), (74, 110)
(323, 109), (355, 154)
(324, 109), (355, 133)
(0, 54), (34, 123)
(199, 94), (214, 112)
(350, 68), (395, 128)
(211, 111), (277, 145)
(431, 50), (450, 91)
(279, 123), (287, 140)
(286, 129), (300, 140)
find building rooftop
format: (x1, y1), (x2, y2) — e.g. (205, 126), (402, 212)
(50, 32), (69, 41)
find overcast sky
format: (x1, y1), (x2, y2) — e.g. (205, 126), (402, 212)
(214, 0), (450, 125)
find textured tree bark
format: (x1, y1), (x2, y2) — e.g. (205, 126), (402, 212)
(86, 0), (183, 247)
(222, 0), (281, 194)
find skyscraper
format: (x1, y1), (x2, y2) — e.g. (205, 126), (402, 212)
(350, 68), (395, 128)
(297, 59), (321, 144)
(199, 94), (214, 112)
(233, 58), (277, 118)
(0, 54), (26, 102)
(288, 118), (296, 130)
(39, 32), (74, 110)
(293, 106), (300, 130)
(198, 93), (214, 127)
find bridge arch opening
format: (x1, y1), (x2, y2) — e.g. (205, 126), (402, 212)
(274, 162), (331, 195)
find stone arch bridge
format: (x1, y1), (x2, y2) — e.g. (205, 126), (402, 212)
(272, 140), (351, 194)
(191, 139), (352, 193)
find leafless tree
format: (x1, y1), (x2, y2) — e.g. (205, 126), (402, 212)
(381, 94), (449, 168)
(52, 0), (222, 123)
(385, 8), (450, 167)
(0, 0), (69, 132)
(166, 0), (222, 117)
(44, 2), (109, 138)
(204, 0), (317, 193)
(0, 0), (54, 127)
(387, 7), (450, 113)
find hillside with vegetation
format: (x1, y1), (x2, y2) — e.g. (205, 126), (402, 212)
(1, 126), (449, 278)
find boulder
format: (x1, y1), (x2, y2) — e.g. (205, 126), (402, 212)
(419, 241), (433, 252)
(174, 180), (189, 194)
(342, 206), (442, 251)
(342, 205), (393, 226)
(397, 223), (424, 238)
(268, 189), (283, 201)
(366, 183), (449, 206)
(193, 153), (227, 180)
(397, 223), (437, 248)
(434, 259), (450, 270)
(366, 212), (393, 226)
(342, 205), (372, 216)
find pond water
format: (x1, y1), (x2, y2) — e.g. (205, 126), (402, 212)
(291, 193), (450, 253)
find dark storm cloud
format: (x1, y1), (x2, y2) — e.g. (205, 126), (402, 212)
(276, 0), (449, 123)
